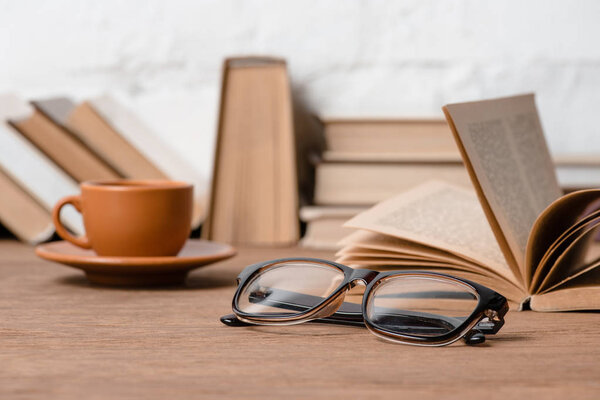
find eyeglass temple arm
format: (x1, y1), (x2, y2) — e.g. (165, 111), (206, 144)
(222, 288), (502, 337)
(221, 290), (366, 327)
(244, 289), (481, 332)
(250, 288), (502, 334)
(220, 312), (364, 327)
(220, 312), (487, 346)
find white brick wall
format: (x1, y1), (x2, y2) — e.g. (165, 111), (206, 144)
(2, 0), (600, 192)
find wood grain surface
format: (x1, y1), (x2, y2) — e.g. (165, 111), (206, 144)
(1, 239), (600, 399)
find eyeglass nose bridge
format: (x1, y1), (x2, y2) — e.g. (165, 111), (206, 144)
(306, 270), (379, 320)
(310, 288), (350, 320)
(348, 269), (380, 286)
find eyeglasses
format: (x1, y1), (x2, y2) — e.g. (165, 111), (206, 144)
(220, 258), (508, 346)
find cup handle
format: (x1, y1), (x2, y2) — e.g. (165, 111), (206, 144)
(52, 195), (92, 249)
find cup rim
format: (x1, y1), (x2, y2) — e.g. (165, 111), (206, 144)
(81, 179), (192, 191)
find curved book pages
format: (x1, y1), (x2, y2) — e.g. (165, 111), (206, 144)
(337, 94), (600, 312)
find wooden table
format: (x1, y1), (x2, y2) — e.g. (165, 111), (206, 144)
(1, 239), (600, 399)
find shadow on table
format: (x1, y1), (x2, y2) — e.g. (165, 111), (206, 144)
(55, 270), (237, 291)
(244, 324), (362, 338)
(237, 322), (531, 345)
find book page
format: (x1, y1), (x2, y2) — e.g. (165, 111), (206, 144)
(343, 181), (521, 288)
(338, 244), (477, 267)
(338, 247), (439, 261)
(338, 230), (497, 272)
(337, 245), (486, 273)
(443, 94), (562, 283)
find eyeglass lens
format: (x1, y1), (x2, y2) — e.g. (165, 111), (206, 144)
(236, 261), (345, 317)
(365, 275), (479, 337)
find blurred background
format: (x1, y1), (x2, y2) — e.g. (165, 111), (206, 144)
(3, 0), (600, 196)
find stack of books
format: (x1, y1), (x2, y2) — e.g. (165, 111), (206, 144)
(301, 118), (468, 249)
(336, 94), (600, 312)
(300, 118), (600, 250)
(554, 155), (600, 193)
(0, 94), (204, 244)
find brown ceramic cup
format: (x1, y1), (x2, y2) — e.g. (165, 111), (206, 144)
(52, 180), (193, 257)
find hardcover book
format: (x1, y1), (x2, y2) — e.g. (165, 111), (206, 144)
(300, 206), (366, 250)
(203, 57), (299, 245)
(32, 97), (167, 180)
(8, 101), (120, 182)
(0, 94), (83, 240)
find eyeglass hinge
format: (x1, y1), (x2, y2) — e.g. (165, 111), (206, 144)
(484, 309), (500, 322)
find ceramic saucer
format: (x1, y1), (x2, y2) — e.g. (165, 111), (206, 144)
(35, 239), (236, 286)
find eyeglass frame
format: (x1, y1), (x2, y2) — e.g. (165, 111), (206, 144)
(225, 257), (508, 346)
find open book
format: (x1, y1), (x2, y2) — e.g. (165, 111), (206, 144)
(337, 94), (600, 311)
